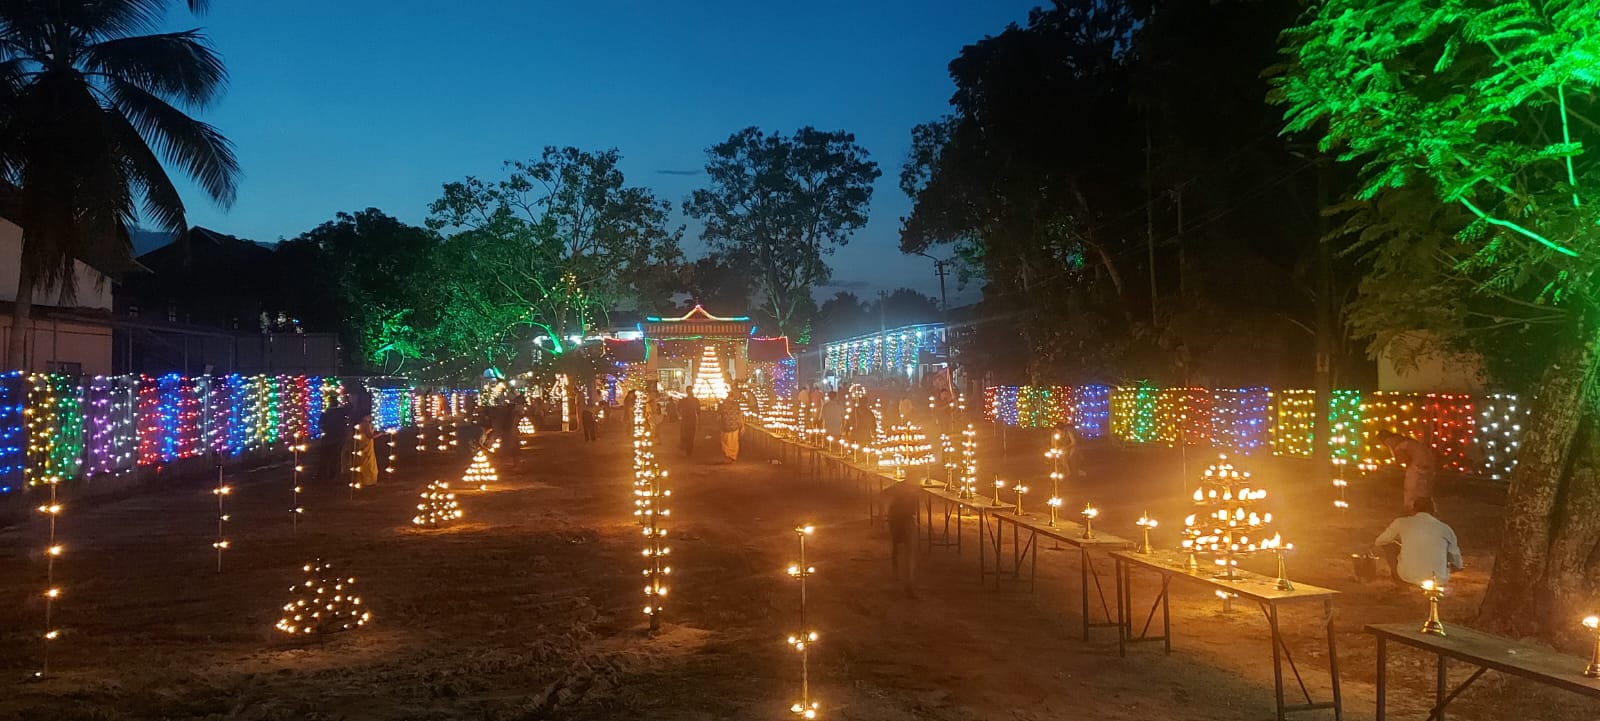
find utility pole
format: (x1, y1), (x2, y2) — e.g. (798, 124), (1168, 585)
(918, 252), (951, 325)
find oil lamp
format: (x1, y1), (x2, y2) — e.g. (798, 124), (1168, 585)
(1080, 503), (1098, 539)
(1583, 615), (1600, 678)
(1136, 512), (1157, 554)
(1420, 577), (1446, 636)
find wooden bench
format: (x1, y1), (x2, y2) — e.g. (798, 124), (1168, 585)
(1367, 622), (1600, 720)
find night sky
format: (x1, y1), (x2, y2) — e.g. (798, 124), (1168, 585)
(169, 1), (1041, 307)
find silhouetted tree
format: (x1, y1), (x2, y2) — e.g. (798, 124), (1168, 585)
(686, 127), (880, 338)
(0, 0), (239, 366)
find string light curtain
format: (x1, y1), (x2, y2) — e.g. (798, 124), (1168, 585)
(1212, 387), (1271, 454)
(24, 374), (84, 485)
(85, 375), (136, 477)
(1154, 387), (1213, 447)
(0, 373), (471, 497)
(982, 385), (1520, 479)
(1073, 385), (1111, 439)
(0, 372), (24, 492)
(1109, 384), (1158, 443)
(1270, 389), (1317, 458)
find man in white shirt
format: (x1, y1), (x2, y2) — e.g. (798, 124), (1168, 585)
(1374, 497), (1462, 586)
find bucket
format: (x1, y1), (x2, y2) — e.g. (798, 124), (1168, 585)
(1352, 552), (1379, 581)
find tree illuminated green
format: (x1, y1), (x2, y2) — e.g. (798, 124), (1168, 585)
(427, 146), (683, 364)
(1276, 0), (1600, 639)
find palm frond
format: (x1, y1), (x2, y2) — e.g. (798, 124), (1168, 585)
(84, 30), (227, 108)
(66, 0), (168, 42)
(108, 78), (238, 207)
(102, 104), (187, 233)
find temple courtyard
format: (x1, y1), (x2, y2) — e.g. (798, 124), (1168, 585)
(0, 419), (1593, 721)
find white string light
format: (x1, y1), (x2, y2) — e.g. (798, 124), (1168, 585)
(212, 464), (232, 571)
(36, 474), (63, 678)
(290, 435), (306, 531)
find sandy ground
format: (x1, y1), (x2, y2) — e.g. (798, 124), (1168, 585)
(0, 417), (1596, 721)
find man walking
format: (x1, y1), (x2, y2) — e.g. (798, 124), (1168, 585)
(885, 479), (923, 597)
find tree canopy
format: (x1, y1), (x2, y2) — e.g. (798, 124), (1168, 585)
(424, 146), (683, 371)
(1276, 0), (1600, 641)
(685, 126), (880, 340)
(901, 0), (1346, 387)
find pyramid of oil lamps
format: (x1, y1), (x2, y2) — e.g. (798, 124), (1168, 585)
(1180, 455), (1279, 579)
(876, 421), (934, 477)
(412, 480), (463, 527)
(691, 343), (731, 402)
(274, 559), (371, 635)
(763, 398), (798, 438)
(462, 450), (498, 491)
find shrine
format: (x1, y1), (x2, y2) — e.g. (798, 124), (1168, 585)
(603, 305), (794, 400)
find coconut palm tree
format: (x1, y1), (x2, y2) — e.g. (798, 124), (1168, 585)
(0, 0), (238, 367)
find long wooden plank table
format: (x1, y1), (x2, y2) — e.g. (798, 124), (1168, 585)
(984, 507), (1131, 640)
(1114, 549), (1343, 721)
(1367, 622), (1600, 720)
(917, 484), (1013, 579)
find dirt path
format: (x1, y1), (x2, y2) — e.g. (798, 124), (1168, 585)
(0, 420), (1595, 720)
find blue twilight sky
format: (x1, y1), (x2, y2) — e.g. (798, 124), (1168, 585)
(168, 1), (1040, 307)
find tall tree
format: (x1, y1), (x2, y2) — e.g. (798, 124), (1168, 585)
(685, 126), (880, 338)
(679, 255), (752, 313)
(813, 291), (871, 343)
(280, 209), (441, 373)
(1276, 0), (1600, 640)
(427, 146), (682, 359)
(0, 0), (239, 367)
(871, 288), (942, 330)
(900, 0), (1158, 383)
(902, 0), (1340, 388)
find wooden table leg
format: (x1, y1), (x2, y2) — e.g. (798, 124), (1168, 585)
(1081, 547), (1091, 641)
(1269, 602), (1285, 721)
(1375, 635), (1386, 721)
(1327, 598), (1343, 721)
(978, 511), (988, 583)
(1116, 557), (1127, 657)
(1028, 530), (1038, 593)
(1436, 655), (1448, 721)
(1161, 575), (1171, 655)
(1011, 522), (1020, 580)
(924, 495), (933, 552)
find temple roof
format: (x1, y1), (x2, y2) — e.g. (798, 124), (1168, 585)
(642, 304), (755, 340)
